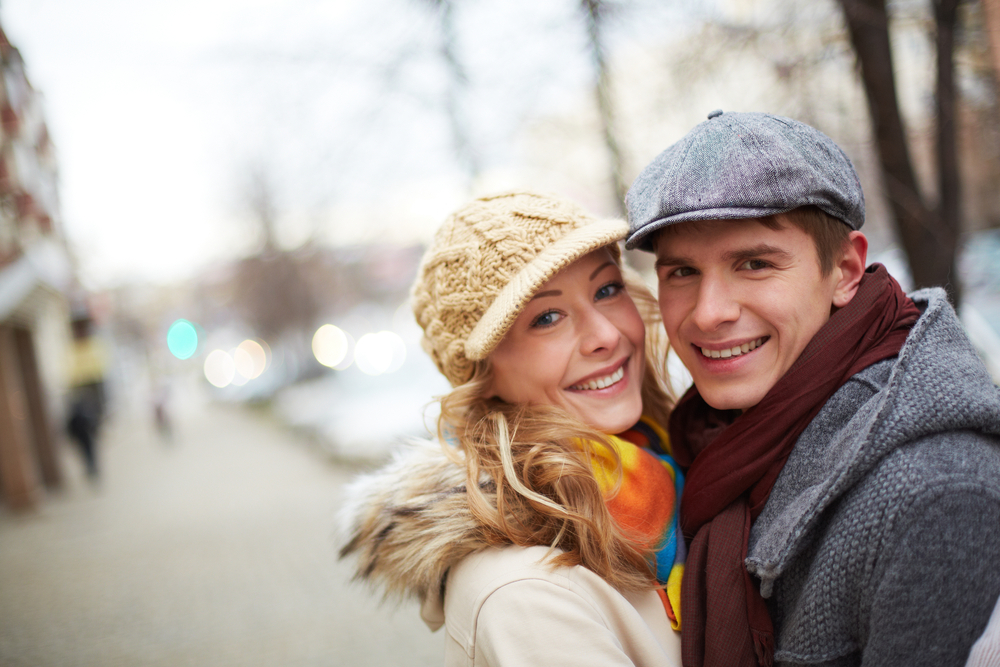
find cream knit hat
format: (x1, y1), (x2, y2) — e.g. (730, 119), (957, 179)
(411, 191), (628, 387)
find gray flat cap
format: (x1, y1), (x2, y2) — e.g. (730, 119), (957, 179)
(625, 111), (865, 251)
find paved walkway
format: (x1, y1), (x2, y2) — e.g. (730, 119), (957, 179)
(0, 387), (443, 667)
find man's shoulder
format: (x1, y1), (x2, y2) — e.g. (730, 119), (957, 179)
(814, 285), (1000, 448)
(765, 435), (1000, 667)
(850, 428), (1000, 509)
(802, 374), (1000, 526)
(751, 295), (1000, 580)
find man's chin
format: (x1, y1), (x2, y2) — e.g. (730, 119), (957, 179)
(693, 381), (767, 412)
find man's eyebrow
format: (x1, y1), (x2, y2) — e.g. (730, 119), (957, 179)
(655, 244), (792, 268)
(721, 244), (793, 262)
(655, 255), (693, 269)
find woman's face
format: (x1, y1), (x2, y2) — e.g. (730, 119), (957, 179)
(488, 248), (646, 434)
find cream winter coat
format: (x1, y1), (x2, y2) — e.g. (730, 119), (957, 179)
(339, 440), (681, 667)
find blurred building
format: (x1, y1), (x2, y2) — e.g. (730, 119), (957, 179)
(0, 25), (74, 511)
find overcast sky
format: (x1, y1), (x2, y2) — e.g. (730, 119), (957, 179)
(0, 0), (693, 288)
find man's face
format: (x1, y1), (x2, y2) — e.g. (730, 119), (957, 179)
(654, 217), (842, 411)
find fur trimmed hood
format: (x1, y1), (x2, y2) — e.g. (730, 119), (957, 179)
(338, 439), (493, 624)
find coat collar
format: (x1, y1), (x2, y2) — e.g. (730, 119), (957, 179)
(746, 287), (1000, 595)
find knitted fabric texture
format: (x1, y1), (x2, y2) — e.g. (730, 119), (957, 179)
(411, 191), (628, 386)
(744, 288), (1000, 666)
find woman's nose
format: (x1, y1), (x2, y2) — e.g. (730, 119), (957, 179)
(579, 308), (622, 355)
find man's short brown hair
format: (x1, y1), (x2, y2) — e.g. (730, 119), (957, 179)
(757, 206), (852, 276)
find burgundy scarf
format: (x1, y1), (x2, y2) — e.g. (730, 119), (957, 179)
(670, 264), (921, 667)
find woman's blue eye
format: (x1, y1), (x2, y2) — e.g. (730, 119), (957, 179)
(595, 281), (624, 300)
(531, 311), (561, 328)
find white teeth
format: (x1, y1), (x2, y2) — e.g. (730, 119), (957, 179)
(701, 337), (766, 358)
(571, 365), (625, 391)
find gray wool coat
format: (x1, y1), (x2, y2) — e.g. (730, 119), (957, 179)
(746, 288), (1000, 667)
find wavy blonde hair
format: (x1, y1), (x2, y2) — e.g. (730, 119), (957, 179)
(436, 265), (675, 592)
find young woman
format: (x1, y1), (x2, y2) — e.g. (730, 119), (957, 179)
(340, 191), (683, 666)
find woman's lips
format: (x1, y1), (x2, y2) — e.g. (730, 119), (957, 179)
(569, 364), (626, 391)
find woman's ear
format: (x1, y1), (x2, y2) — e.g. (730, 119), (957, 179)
(832, 231), (869, 309)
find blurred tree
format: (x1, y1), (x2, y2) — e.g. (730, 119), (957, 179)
(934, 0), (961, 305)
(582, 0), (627, 216)
(423, 0), (481, 188)
(232, 165), (319, 342)
(840, 0), (962, 306)
(984, 0), (1000, 89)
(245, 164), (279, 253)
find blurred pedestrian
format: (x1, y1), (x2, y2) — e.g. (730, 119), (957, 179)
(341, 192), (683, 666)
(152, 378), (172, 440)
(66, 308), (107, 480)
(67, 392), (99, 478)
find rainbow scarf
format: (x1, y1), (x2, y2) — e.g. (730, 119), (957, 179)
(585, 416), (685, 630)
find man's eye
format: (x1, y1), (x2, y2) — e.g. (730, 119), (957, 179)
(740, 259), (769, 270)
(670, 267), (696, 278)
(531, 311), (562, 328)
(595, 281), (624, 301)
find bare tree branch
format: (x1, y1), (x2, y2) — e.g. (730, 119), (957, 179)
(984, 0), (1000, 92)
(935, 0), (962, 307)
(422, 0), (481, 188)
(582, 0), (627, 216)
(839, 0), (961, 305)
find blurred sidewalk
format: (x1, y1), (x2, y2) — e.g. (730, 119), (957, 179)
(0, 387), (443, 667)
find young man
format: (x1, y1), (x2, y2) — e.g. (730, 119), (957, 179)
(626, 110), (1000, 667)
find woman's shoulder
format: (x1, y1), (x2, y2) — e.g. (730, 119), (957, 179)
(442, 545), (681, 666)
(447, 545), (570, 603)
(340, 439), (486, 607)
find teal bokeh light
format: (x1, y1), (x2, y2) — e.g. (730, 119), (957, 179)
(167, 319), (199, 360)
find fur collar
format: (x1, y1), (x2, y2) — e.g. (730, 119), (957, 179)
(338, 439), (493, 621)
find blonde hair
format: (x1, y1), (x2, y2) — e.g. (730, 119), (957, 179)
(436, 266), (674, 592)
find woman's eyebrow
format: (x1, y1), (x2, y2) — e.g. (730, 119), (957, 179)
(589, 261), (614, 280)
(530, 261), (616, 301)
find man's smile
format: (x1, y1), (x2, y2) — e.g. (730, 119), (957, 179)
(697, 336), (770, 359)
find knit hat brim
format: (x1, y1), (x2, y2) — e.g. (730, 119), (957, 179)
(464, 217), (629, 361)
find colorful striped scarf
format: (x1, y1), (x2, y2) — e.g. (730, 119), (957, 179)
(586, 416), (686, 629)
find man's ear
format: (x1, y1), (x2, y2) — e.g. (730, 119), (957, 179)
(832, 231), (868, 308)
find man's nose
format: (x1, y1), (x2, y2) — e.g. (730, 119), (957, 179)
(690, 276), (740, 332)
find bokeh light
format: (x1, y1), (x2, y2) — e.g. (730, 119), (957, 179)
(232, 346), (254, 385)
(312, 324), (351, 368)
(204, 350), (236, 388)
(166, 319), (198, 360)
(355, 331), (405, 375)
(384, 331), (407, 373)
(237, 339), (268, 379)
